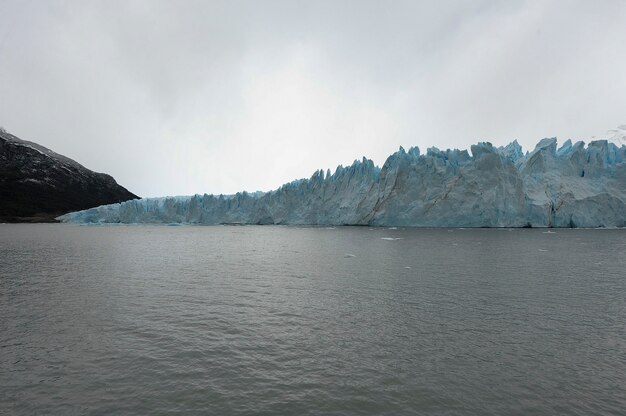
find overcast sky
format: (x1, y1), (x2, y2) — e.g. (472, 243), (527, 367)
(1, 0), (625, 197)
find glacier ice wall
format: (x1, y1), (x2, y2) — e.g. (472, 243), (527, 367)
(58, 138), (626, 228)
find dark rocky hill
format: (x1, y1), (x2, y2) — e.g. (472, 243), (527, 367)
(0, 129), (138, 222)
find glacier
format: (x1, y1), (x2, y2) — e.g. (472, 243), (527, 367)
(58, 137), (626, 228)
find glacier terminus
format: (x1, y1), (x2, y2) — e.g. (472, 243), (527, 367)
(59, 137), (626, 228)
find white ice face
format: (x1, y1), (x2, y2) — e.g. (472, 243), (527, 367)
(58, 136), (626, 228)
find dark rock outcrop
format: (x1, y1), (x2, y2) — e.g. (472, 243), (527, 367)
(0, 129), (138, 222)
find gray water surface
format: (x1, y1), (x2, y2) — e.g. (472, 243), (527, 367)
(1, 224), (625, 415)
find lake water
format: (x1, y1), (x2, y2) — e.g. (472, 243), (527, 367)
(1, 224), (625, 415)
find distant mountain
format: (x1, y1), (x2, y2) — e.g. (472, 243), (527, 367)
(607, 125), (626, 146)
(0, 129), (138, 222)
(60, 135), (626, 228)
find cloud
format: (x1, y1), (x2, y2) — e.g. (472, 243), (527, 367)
(1, 0), (625, 197)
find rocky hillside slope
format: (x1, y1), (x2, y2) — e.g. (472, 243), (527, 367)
(1, 129), (138, 222)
